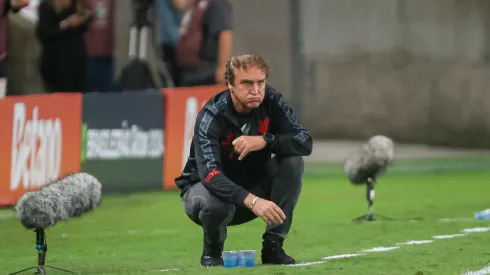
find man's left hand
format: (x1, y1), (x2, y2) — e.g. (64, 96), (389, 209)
(232, 136), (267, 161)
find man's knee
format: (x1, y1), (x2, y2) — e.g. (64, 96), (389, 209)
(278, 156), (304, 179)
(182, 183), (235, 226)
(199, 198), (235, 223)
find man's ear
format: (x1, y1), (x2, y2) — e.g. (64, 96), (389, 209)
(228, 82), (233, 90)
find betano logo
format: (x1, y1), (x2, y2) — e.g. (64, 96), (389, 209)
(10, 103), (62, 191)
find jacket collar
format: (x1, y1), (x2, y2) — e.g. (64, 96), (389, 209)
(223, 91), (259, 135)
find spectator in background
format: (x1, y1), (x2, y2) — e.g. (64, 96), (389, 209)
(176, 0), (232, 87)
(82, 0), (114, 93)
(156, 0), (186, 88)
(36, 0), (93, 94)
(0, 0), (30, 98)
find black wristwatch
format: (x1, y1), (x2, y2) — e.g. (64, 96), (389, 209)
(263, 132), (275, 146)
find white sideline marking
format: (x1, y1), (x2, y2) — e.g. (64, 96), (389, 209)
(462, 264), (490, 275)
(461, 227), (490, 233)
(146, 222), (490, 271)
(396, 240), (433, 245)
(440, 218), (475, 222)
(288, 261), (326, 267)
(362, 246), (399, 253)
(433, 234), (466, 239)
(322, 253), (363, 260)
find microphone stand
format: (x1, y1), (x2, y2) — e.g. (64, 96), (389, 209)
(366, 178), (375, 221)
(10, 229), (74, 275)
(353, 177), (393, 222)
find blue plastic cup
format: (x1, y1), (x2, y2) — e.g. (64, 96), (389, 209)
(237, 250), (256, 268)
(222, 251), (238, 268)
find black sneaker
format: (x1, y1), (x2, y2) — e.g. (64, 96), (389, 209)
(200, 242), (224, 267)
(261, 239), (296, 265)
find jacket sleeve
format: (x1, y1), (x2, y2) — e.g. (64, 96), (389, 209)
(36, 2), (93, 42)
(268, 88), (313, 156)
(74, 6), (94, 33)
(194, 108), (250, 206)
(75, 15), (93, 33)
(35, 1), (64, 41)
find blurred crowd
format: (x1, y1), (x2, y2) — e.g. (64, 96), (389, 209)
(0, 0), (233, 97)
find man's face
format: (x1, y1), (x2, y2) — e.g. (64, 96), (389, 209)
(229, 66), (266, 111)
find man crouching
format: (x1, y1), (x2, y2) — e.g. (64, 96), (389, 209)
(175, 53), (313, 267)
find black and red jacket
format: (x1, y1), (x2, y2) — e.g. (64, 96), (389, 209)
(175, 85), (313, 206)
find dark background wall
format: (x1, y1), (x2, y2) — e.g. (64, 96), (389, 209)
(7, 0), (490, 148)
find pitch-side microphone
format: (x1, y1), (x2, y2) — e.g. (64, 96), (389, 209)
(10, 172), (102, 275)
(344, 135), (395, 222)
(344, 135), (394, 185)
(15, 172), (102, 230)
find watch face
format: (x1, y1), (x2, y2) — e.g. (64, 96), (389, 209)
(264, 133), (274, 141)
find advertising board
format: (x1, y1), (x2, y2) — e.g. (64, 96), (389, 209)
(0, 93), (82, 206)
(81, 91), (164, 194)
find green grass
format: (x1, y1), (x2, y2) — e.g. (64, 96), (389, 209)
(1, 159), (490, 275)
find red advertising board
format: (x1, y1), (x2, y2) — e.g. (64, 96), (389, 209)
(0, 93), (82, 206)
(162, 85), (226, 189)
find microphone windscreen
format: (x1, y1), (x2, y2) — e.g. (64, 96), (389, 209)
(366, 135), (394, 167)
(344, 135), (394, 184)
(15, 173), (102, 229)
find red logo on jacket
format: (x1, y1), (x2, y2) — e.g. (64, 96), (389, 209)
(205, 168), (221, 183)
(258, 117), (270, 134)
(220, 133), (234, 159)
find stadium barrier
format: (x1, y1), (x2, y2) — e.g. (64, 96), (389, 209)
(0, 85), (226, 207)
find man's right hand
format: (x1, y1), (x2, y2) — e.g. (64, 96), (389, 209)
(250, 197), (286, 225)
(60, 14), (85, 30)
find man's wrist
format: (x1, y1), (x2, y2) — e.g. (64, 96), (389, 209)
(250, 196), (259, 209)
(243, 193), (258, 209)
(262, 132), (276, 149)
